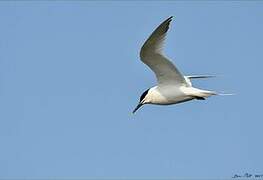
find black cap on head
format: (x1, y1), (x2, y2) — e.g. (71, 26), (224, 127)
(133, 88), (150, 114)
(139, 88), (150, 102)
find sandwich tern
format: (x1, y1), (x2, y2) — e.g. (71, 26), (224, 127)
(133, 16), (227, 113)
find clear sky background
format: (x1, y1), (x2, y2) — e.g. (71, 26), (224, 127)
(0, 1), (263, 179)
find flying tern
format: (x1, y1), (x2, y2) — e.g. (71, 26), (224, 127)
(133, 16), (228, 113)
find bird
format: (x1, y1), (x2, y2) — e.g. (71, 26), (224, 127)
(133, 16), (229, 113)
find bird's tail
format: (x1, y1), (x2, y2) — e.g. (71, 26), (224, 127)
(183, 87), (235, 99)
(201, 90), (235, 97)
(194, 89), (235, 98)
(217, 92), (235, 96)
(186, 75), (235, 96)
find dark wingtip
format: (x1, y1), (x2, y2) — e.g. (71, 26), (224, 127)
(167, 16), (173, 21)
(163, 16), (173, 32)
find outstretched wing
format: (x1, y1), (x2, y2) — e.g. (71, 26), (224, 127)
(140, 16), (186, 86)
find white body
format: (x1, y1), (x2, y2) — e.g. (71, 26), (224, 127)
(145, 83), (215, 105)
(146, 86), (194, 105)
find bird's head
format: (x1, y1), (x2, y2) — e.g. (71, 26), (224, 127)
(132, 88), (151, 113)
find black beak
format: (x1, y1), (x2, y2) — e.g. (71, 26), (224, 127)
(132, 103), (143, 114)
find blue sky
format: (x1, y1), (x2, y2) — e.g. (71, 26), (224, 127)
(0, 1), (263, 179)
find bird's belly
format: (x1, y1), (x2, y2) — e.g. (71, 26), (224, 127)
(152, 87), (194, 105)
(156, 95), (193, 105)
(165, 96), (194, 105)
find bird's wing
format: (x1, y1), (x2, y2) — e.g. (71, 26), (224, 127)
(140, 16), (186, 86)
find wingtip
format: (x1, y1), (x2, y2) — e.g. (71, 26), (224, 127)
(168, 16), (173, 21)
(167, 16), (175, 24)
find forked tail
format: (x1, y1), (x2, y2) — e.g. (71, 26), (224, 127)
(198, 90), (235, 98)
(190, 88), (235, 99)
(182, 87), (234, 99)
(217, 92), (235, 96)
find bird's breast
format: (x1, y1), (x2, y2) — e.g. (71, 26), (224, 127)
(150, 86), (193, 105)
